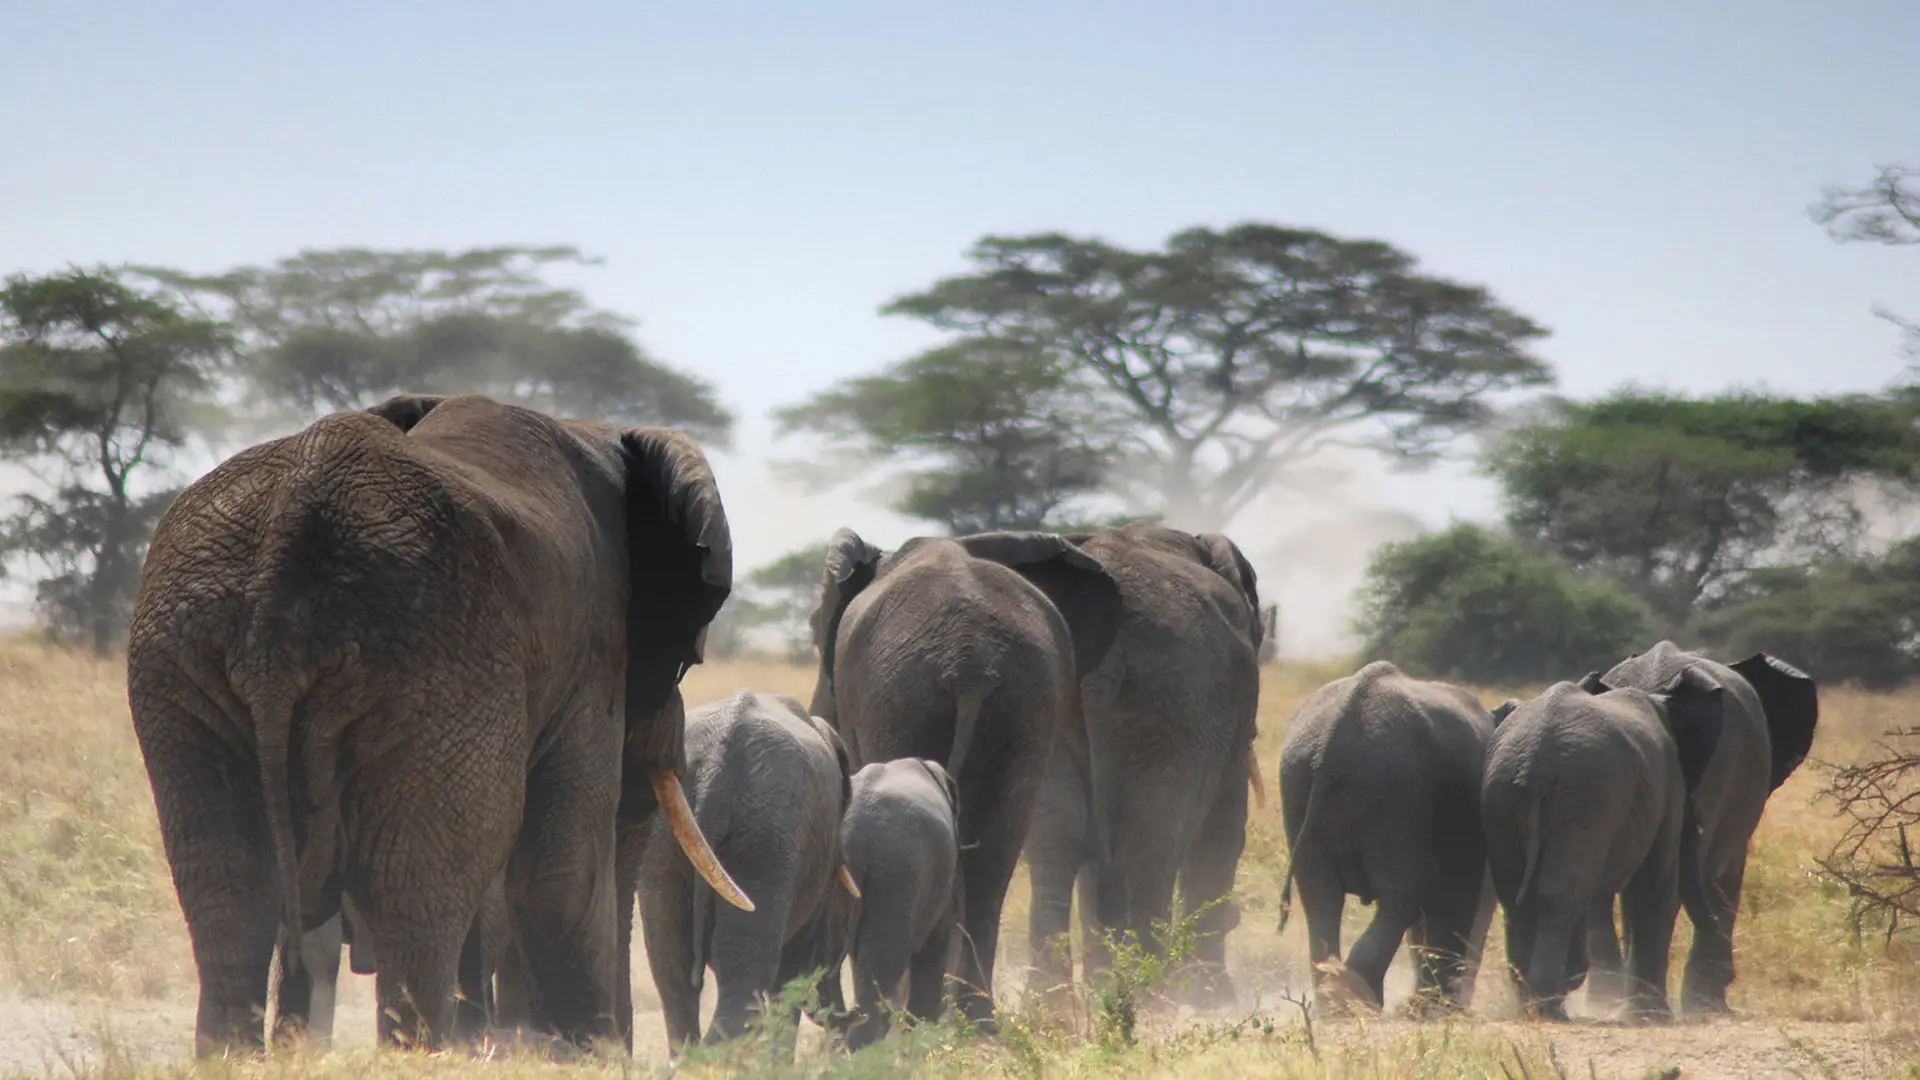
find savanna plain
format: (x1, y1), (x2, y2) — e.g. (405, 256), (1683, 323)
(1, 640), (1915, 1080)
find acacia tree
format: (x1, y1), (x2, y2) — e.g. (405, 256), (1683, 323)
(0, 269), (230, 652)
(142, 245), (733, 442)
(808, 224), (1555, 531)
(775, 338), (1117, 533)
(1813, 163), (1920, 359)
(1486, 389), (1920, 626)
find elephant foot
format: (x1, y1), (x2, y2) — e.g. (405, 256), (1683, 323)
(1530, 997), (1571, 1023)
(1582, 968), (1630, 1013)
(1681, 989), (1734, 1019)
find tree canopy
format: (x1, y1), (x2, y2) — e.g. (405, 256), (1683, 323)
(0, 268), (230, 652)
(142, 245), (733, 442)
(1813, 163), (1920, 359)
(781, 223), (1554, 532)
(1485, 389), (1920, 625)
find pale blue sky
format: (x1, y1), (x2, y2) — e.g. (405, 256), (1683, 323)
(3, 2), (1918, 650)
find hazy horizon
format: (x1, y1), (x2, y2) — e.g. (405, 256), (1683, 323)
(4, 2), (1919, 653)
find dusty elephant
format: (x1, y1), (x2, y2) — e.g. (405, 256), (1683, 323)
(126, 393), (751, 1056)
(1275, 661), (1497, 1014)
(1482, 670), (1726, 1022)
(637, 690), (854, 1051)
(826, 758), (962, 1052)
(808, 529), (1123, 1034)
(1585, 643), (1818, 1015)
(1023, 524), (1265, 1008)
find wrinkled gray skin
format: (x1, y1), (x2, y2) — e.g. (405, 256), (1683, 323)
(1482, 670), (1726, 1022)
(1275, 661), (1497, 1013)
(809, 529), (1123, 1035)
(637, 691), (851, 1051)
(126, 393), (731, 1056)
(1024, 525), (1265, 1008)
(1585, 643), (1819, 1015)
(818, 759), (963, 1052)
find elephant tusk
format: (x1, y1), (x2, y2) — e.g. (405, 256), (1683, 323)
(1246, 745), (1268, 810)
(837, 864), (862, 900)
(651, 771), (756, 912)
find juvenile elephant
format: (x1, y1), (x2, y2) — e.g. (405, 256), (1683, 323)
(1585, 643), (1818, 1015)
(126, 393), (750, 1056)
(809, 529), (1123, 1034)
(1482, 670), (1726, 1022)
(1024, 525), (1265, 1007)
(638, 691), (855, 1050)
(1276, 661), (1497, 1013)
(830, 758), (962, 1051)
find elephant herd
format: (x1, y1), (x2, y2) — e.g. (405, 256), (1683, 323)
(1281, 646), (1818, 1023)
(123, 393), (1268, 1059)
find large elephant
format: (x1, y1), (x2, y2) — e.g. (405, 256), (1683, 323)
(1586, 643), (1818, 1015)
(125, 393), (751, 1056)
(829, 758), (962, 1052)
(1481, 670), (1725, 1022)
(1275, 661), (1497, 1013)
(1024, 524), (1264, 1007)
(637, 691), (854, 1050)
(808, 529), (1123, 1034)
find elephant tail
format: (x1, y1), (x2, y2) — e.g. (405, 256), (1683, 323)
(1275, 773), (1328, 934)
(246, 663), (309, 1014)
(1514, 790), (1544, 905)
(948, 681), (992, 775)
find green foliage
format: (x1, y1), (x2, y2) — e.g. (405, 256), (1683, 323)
(1355, 523), (1653, 685)
(141, 245), (732, 442)
(863, 223), (1553, 529)
(1692, 537), (1920, 690)
(1486, 389), (1920, 625)
(1086, 900), (1212, 1050)
(775, 338), (1113, 533)
(0, 268), (230, 653)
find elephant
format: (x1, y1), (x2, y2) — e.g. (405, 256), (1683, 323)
(125, 392), (751, 1057)
(828, 758), (962, 1052)
(1481, 669), (1726, 1022)
(1274, 661), (1497, 1014)
(637, 690), (856, 1050)
(1584, 643), (1818, 1015)
(1023, 524), (1265, 1008)
(808, 528), (1124, 1034)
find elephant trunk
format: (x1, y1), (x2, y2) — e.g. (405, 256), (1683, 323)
(651, 771), (756, 912)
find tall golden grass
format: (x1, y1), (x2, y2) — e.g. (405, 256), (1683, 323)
(1, 639), (1915, 1077)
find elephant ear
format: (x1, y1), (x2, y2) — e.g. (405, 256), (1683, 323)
(1194, 533), (1265, 649)
(810, 528), (887, 711)
(1729, 652), (1819, 791)
(620, 428), (733, 775)
(1490, 699), (1521, 726)
(1577, 671), (1612, 695)
(919, 759), (960, 821)
(364, 392), (451, 432)
(1657, 666), (1727, 793)
(954, 531), (1124, 678)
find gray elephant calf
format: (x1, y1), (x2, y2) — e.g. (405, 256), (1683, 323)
(829, 758), (961, 1051)
(637, 691), (855, 1049)
(1277, 661), (1497, 1013)
(1482, 670), (1725, 1022)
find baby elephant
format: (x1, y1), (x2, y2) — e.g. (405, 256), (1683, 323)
(830, 758), (961, 1051)
(1277, 661), (1498, 1014)
(637, 691), (857, 1049)
(1482, 670), (1725, 1022)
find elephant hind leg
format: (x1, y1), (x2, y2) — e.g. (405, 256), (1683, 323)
(1680, 857), (1742, 1016)
(1622, 860), (1683, 1023)
(1291, 862), (1345, 1003)
(1173, 761), (1249, 1009)
(1582, 898), (1628, 1013)
(1342, 894), (1422, 1011)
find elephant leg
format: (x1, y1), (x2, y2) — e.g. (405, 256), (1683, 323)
(611, 819), (647, 1053)
(906, 918), (956, 1024)
(1174, 761), (1248, 1009)
(953, 738), (1049, 1038)
(704, 878), (797, 1045)
(1343, 894), (1421, 1011)
(638, 860), (701, 1051)
(1413, 880), (1483, 1013)
(1681, 856), (1742, 1016)
(1023, 764), (1088, 1002)
(1293, 862), (1344, 1002)
(1583, 898), (1628, 1013)
(1077, 865), (1110, 979)
(1622, 863), (1681, 1023)
(452, 919), (492, 1044)
(845, 943), (903, 1053)
(1517, 900), (1580, 1022)
(133, 710), (280, 1058)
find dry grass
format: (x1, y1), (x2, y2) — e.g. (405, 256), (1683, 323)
(1, 640), (1917, 1078)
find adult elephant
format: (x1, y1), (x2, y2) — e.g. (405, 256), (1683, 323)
(1583, 642), (1819, 1015)
(1025, 524), (1265, 1008)
(808, 529), (1123, 1035)
(1275, 661), (1497, 1014)
(126, 393), (751, 1057)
